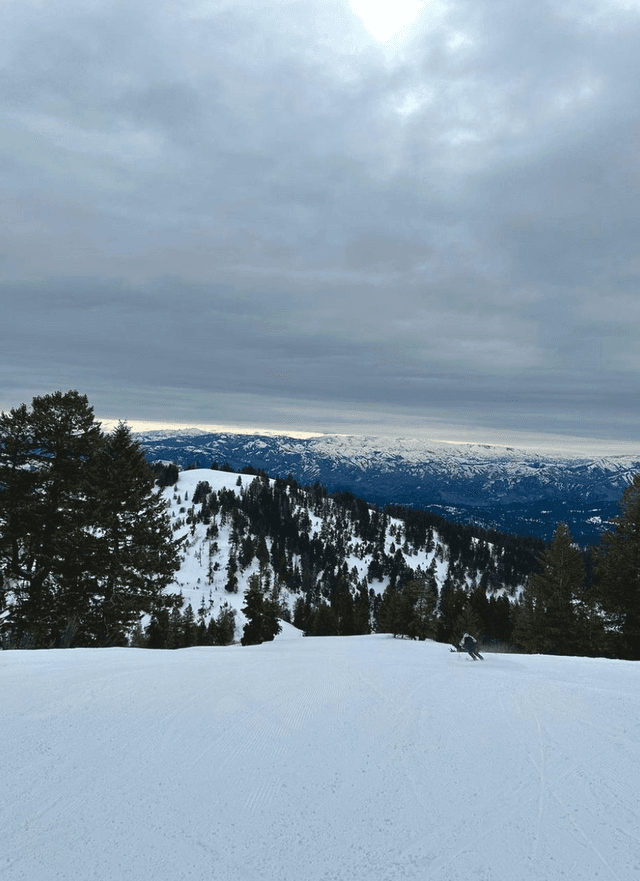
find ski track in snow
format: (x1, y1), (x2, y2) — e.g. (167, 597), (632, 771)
(2, 637), (640, 881)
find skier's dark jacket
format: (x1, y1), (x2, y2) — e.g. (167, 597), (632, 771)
(460, 633), (477, 652)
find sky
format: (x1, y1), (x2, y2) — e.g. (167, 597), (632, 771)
(3, 0), (640, 453)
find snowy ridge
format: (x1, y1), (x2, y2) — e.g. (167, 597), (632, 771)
(160, 468), (473, 642)
(139, 431), (640, 542)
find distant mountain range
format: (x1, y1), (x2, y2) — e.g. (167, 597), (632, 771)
(137, 431), (640, 545)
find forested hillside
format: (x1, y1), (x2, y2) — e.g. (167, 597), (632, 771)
(154, 463), (640, 660)
(3, 391), (640, 659)
(140, 462), (543, 650)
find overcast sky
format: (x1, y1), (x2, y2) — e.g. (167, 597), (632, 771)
(3, 0), (640, 452)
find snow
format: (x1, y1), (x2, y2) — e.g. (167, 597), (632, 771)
(160, 469), (264, 633)
(3, 637), (640, 881)
(308, 432), (640, 463)
(159, 469), (478, 636)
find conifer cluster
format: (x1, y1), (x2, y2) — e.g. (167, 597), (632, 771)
(0, 391), (181, 647)
(513, 474), (640, 659)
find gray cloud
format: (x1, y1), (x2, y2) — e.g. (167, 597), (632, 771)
(2, 0), (640, 447)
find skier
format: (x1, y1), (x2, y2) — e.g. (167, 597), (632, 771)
(459, 632), (482, 660)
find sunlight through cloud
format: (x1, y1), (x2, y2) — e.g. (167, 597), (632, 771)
(350, 0), (427, 42)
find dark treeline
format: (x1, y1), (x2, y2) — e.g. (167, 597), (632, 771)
(130, 599), (238, 650)
(513, 474), (640, 660)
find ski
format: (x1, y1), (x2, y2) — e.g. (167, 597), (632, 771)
(450, 645), (484, 660)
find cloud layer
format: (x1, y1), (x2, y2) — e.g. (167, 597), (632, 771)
(2, 0), (640, 445)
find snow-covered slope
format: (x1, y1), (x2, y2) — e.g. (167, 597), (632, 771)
(160, 468), (260, 635)
(139, 431), (640, 543)
(158, 468), (521, 643)
(3, 636), (639, 881)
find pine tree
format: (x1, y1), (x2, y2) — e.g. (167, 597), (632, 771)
(436, 579), (467, 644)
(452, 604), (482, 649)
(225, 555), (239, 593)
(0, 391), (103, 646)
(377, 578), (436, 640)
(241, 574), (265, 645)
(167, 604), (184, 649)
(512, 522), (588, 655)
(182, 604), (197, 647)
(353, 586), (371, 634)
(241, 574), (281, 645)
(262, 585), (283, 642)
(0, 394), (182, 647)
(307, 602), (339, 636)
(330, 574), (356, 635)
(214, 602), (237, 645)
(409, 577), (437, 641)
(129, 619), (146, 647)
(146, 606), (170, 648)
(292, 596), (311, 632)
(377, 585), (401, 635)
(85, 423), (182, 645)
(594, 474), (640, 659)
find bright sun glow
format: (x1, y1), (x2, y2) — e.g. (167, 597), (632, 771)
(350, 0), (427, 42)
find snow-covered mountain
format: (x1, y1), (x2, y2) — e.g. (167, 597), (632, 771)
(4, 636), (639, 881)
(156, 467), (535, 647)
(139, 431), (640, 543)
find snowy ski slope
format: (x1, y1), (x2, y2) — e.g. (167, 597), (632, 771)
(2, 636), (639, 880)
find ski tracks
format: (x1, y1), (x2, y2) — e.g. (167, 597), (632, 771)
(206, 651), (353, 820)
(490, 675), (639, 881)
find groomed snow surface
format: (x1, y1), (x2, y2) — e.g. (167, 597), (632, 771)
(3, 637), (640, 881)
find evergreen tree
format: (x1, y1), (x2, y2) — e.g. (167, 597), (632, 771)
(181, 603), (197, 647)
(330, 574), (356, 635)
(262, 585), (283, 642)
(407, 577), (437, 641)
(85, 423), (182, 645)
(594, 474), (640, 659)
(146, 606), (171, 648)
(0, 393), (181, 647)
(241, 574), (281, 645)
(128, 619), (146, 647)
(306, 601), (339, 636)
(436, 579), (467, 644)
(353, 585), (371, 634)
(379, 583), (406, 638)
(149, 461), (180, 488)
(214, 602), (237, 646)
(225, 555), (239, 593)
(513, 522), (588, 655)
(292, 596), (311, 632)
(452, 604), (482, 649)
(167, 604), (184, 649)
(377, 578), (436, 640)
(0, 391), (103, 646)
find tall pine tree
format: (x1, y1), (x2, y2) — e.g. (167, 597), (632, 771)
(0, 391), (102, 645)
(0, 393), (181, 647)
(241, 573), (282, 645)
(86, 422), (182, 645)
(594, 474), (640, 659)
(513, 522), (589, 655)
